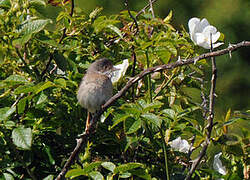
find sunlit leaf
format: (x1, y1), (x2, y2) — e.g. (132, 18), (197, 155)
(12, 127), (32, 150)
(101, 162), (116, 172)
(141, 113), (162, 128)
(114, 163), (143, 174)
(89, 171), (104, 180)
(0, 106), (16, 121)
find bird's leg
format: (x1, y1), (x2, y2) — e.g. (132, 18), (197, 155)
(85, 111), (92, 133)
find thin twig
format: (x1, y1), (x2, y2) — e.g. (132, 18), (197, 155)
(148, 0), (155, 18)
(131, 46), (137, 101)
(136, 0), (158, 18)
(125, 0), (139, 34)
(56, 41), (250, 179)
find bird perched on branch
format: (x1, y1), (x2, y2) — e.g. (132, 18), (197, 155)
(77, 58), (117, 132)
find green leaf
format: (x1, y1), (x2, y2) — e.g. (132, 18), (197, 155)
(107, 24), (123, 38)
(93, 16), (120, 33)
(12, 127), (32, 150)
(17, 97), (27, 113)
(36, 92), (48, 105)
(82, 161), (102, 174)
(89, 171), (104, 180)
(0, 106), (16, 121)
(44, 145), (55, 165)
(14, 83), (34, 94)
(42, 175), (54, 180)
(143, 101), (164, 112)
(177, 106), (200, 118)
(141, 113), (162, 128)
(53, 51), (68, 71)
(119, 172), (131, 178)
(18, 19), (52, 35)
(54, 78), (66, 88)
(89, 7), (103, 19)
(0, 0), (11, 9)
(181, 87), (201, 103)
(163, 10), (172, 22)
(124, 117), (141, 134)
(33, 81), (54, 94)
(110, 113), (130, 130)
(129, 169), (151, 180)
(66, 168), (85, 178)
(17, 19), (52, 44)
(114, 163), (143, 174)
(3, 173), (14, 180)
(101, 162), (116, 172)
(3, 75), (28, 87)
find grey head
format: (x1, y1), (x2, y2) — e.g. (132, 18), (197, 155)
(87, 58), (115, 75)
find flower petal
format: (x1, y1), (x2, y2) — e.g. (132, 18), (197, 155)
(188, 17), (200, 33)
(199, 18), (210, 30)
(111, 59), (129, 84)
(213, 42), (224, 48)
(193, 18), (209, 34)
(213, 152), (227, 175)
(188, 17), (200, 41)
(203, 25), (218, 39)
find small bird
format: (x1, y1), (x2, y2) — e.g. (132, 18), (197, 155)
(77, 58), (117, 132)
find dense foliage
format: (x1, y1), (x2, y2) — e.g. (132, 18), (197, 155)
(0, 0), (249, 179)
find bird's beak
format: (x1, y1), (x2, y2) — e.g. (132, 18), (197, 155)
(112, 67), (120, 71)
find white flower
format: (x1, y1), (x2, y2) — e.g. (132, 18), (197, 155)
(188, 17), (223, 49)
(213, 152), (227, 175)
(111, 59), (129, 84)
(169, 137), (192, 153)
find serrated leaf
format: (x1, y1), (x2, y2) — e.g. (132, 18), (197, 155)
(17, 19), (52, 44)
(101, 162), (116, 172)
(89, 171), (104, 180)
(162, 109), (176, 120)
(12, 127), (32, 150)
(0, 106), (16, 121)
(18, 19), (52, 35)
(107, 24), (123, 38)
(110, 114), (130, 130)
(114, 163), (143, 174)
(89, 7), (103, 19)
(141, 113), (162, 128)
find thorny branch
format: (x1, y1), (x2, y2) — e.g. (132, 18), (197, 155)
(55, 41), (250, 179)
(185, 42), (218, 179)
(136, 0), (158, 18)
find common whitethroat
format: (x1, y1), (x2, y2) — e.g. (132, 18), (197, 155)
(77, 58), (118, 132)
